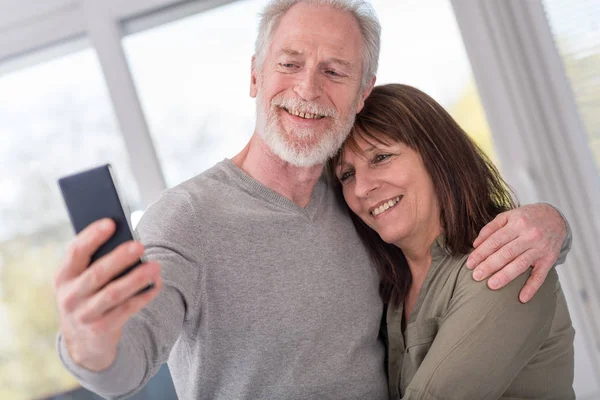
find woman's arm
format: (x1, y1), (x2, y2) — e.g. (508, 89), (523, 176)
(402, 267), (559, 400)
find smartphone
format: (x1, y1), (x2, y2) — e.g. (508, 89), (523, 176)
(58, 164), (152, 291)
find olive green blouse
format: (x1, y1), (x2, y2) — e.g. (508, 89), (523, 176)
(385, 237), (575, 400)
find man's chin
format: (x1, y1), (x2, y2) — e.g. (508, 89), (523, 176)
(258, 119), (347, 168)
(272, 148), (327, 168)
(266, 138), (331, 168)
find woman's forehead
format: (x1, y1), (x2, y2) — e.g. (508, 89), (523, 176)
(338, 131), (395, 166)
(346, 130), (396, 152)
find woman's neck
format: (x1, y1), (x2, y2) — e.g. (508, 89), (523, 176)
(397, 227), (442, 282)
(396, 226), (442, 321)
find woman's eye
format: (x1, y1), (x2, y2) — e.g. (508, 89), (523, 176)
(338, 170), (354, 182)
(373, 154), (391, 163)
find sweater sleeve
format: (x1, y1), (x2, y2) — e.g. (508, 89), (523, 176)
(545, 203), (572, 266)
(401, 266), (559, 400)
(57, 190), (202, 398)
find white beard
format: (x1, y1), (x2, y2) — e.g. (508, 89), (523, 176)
(256, 91), (359, 167)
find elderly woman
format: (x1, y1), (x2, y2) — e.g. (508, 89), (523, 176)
(328, 84), (575, 399)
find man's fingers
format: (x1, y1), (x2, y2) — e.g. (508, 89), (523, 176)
(472, 212), (509, 249)
(471, 237), (532, 281)
(484, 249), (537, 290)
(89, 278), (163, 335)
(468, 224), (518, 271)
(77, 262), (161, 324)
(54, 219), (116, 288)
(519, 259), (553, 303)
(74, 241), (145, 299)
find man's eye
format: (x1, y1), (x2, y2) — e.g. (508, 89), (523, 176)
(280, 63), (298, 69)
(325, 70), (341, 77)
(338, 170), (354, 182)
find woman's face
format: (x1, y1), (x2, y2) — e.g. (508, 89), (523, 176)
(336, 134), (442, 247)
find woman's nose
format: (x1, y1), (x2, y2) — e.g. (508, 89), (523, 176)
(353, 171), (379, 198)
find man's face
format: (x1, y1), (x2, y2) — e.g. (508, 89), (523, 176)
(251, 3), (372, 167)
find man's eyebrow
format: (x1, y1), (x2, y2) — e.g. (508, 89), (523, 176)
(325, 57), (352, 68)
(277, 49), (353, 68)
(277, 48), (303, 57)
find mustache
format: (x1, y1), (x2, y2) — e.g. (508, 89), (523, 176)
(270, 95), (337, 118)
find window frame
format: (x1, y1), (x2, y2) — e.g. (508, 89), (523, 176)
(451, 0), (600, 397)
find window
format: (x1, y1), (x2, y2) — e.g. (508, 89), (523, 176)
(123, 0), (270, 187)
(543, 0), (600, 172)
(0, 42), (141, 399)
(372, 0), (497, 163)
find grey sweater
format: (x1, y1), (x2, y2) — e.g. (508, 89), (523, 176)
(58, 159), (389, 399)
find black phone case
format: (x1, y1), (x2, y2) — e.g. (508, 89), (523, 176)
(58, 164), (145, 283)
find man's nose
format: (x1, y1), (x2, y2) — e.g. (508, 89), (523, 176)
(293, 69), (322, 101)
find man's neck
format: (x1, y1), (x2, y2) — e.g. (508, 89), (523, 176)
(232, 135), (324, 208)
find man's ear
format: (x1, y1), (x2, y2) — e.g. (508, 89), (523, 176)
(250, 55), (259, 98)
(356, 76), (377, 113)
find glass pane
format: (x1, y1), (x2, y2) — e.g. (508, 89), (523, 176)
(124, 0), (496, 189)
(0, 44), (141, 399)
(543, 3), (600, 396)
(543, 0), (600, 172)
(124, 0), (271, 187)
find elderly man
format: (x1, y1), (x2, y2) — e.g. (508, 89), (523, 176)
(54, 0), (571, 398)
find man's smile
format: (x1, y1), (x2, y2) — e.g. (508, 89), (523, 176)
(281, 106), (326, 119)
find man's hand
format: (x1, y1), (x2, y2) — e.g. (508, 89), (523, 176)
(53, 218), (162, 371)
(466, 204), (566, 303)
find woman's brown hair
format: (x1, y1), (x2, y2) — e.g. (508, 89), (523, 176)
(326, 84), (517, 306)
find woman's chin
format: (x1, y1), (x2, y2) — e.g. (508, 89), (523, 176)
(377, 230), (406, 247)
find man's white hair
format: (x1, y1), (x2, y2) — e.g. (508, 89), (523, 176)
(254, 0), (381, 89)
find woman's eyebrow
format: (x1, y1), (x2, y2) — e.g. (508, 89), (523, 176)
(362, 145), (376, 153)
(336, 160), (349, 170)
